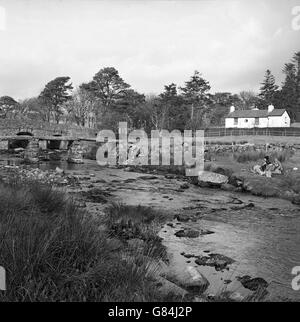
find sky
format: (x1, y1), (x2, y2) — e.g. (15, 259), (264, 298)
(0, 0), (299, 100)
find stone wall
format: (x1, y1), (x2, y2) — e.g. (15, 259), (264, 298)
(205, 142), (299, 154)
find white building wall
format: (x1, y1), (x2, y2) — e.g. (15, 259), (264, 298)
(225, 117), (268, 128)
(237, 117), (255, 128)
(268, 112), (290, 127)
(225, 118), (235, 128)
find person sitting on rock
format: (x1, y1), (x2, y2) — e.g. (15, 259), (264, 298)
(271, 158), (283, 175)
(252, 156), (271, 176)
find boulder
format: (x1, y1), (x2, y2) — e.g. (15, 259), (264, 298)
(197, 171), (228, 188)
(162, 265), (209, 294)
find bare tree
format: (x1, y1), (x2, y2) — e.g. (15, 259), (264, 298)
(66, 88), (96, 127)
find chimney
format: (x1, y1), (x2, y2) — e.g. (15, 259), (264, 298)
(230, 105), (235, 113)
(268, 104), (274, 113)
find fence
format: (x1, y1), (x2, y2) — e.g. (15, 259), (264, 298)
(204, 127), (300, 137)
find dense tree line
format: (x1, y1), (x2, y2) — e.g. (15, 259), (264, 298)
(1, 51), (299, 131)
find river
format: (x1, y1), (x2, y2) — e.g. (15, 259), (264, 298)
(1, 156), (300, 301)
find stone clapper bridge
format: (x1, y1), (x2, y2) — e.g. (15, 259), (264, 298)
(0, 125), (98, 163)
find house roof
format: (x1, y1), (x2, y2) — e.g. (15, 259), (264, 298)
(227, 109), (287, 118)
(268, 109), (286, 116)
(227, 110), (268, 118)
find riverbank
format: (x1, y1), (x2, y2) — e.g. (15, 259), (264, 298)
(0, 177), (185, 302)
(1, 161), (299, 301)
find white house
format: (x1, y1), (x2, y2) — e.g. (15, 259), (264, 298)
(225, 105), (291, 128)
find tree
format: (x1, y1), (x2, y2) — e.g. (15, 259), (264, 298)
(292, 51), (300, 120)
(18, 97), (40, 119)
(159, 83), (188, 130)
(66, 88), (97, 127)
(0, 96), (19, 118)
(281, 63), (298, 121)
(144, 94), (166, 131)
(238, 91), (260, 110)
(117, 89), (145, 128)
(180, 71), (211, 128)
(80, 67), (130, 112)
(208, 92), (242, 126)
(39, 76), (73, 123)
(258, 69), (279, 106)
(160, 83), (178, 101)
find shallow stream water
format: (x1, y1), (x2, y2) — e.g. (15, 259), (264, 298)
(1, 156), (300, 300)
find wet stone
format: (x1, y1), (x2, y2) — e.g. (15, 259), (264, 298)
(175, 229), (200, 238)
(195, 253), (235, 271)
(174, 214), (190, 222)
(181, 252), (196, 259)
(236, 276), (269, 291)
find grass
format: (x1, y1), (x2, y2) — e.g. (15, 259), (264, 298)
(104, 204), (168, 261)
(0, 179), (174, 302)
(205, 135), (300, 145)
(233, 150), (294, 163)
(1, 174), (293, 301)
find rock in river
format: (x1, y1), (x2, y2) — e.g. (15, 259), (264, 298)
(175, 229), (200, 238)
(174, 214), (190, 222)
(195, 253), (235, 271)
(175, 228), (214, 238)
(162, 265), (209, 294)
(236, 276), (269, 291)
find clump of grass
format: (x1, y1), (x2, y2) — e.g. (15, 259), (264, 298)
(277, 172), (300, 194)
(233, 150), (293, 163)
(233, 151), (266, 163)
(0, 180), (169, 301)
(103, 204), (168, 261)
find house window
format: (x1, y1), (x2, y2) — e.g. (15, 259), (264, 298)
(234, 118), (238, 125)
(255, 117), (259, 126)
